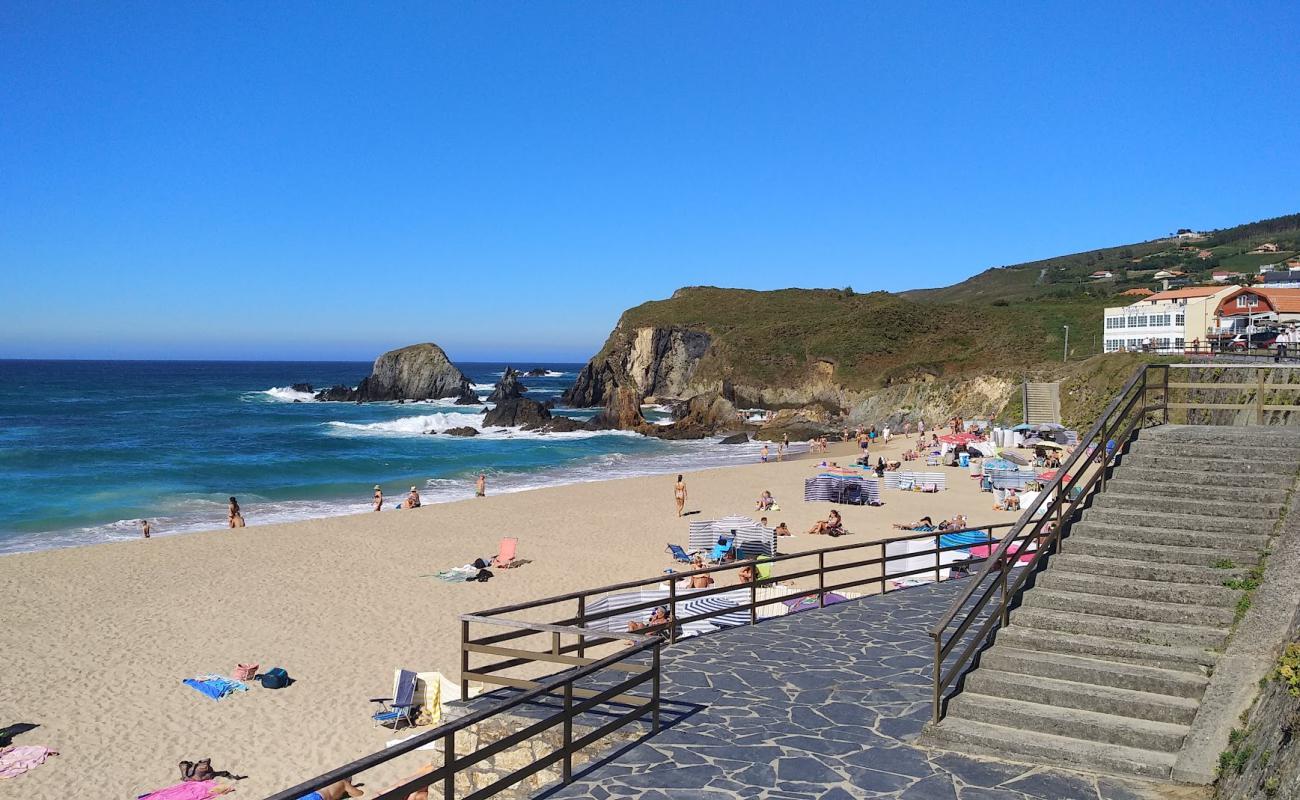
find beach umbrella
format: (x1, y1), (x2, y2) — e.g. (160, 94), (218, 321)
(1035, 441), (1066, 450)
(1034, 423), (1066, 431)
(1010, 423), (1034, 432)
(678, 592), (750, 629)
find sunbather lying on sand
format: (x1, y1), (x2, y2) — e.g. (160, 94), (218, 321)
(893, 516), (934, 531)
(302, 777), (364, 800)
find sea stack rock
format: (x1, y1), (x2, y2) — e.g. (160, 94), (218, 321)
(487, 368), (528, 403)
(601, 385), (648, 431)
(524, 368), (550, 377)
(483, 397), (552, 428)
(314, 343), (477, 403)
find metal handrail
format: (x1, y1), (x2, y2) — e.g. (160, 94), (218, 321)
(928, 362), (1157, 722)
(264, 637), (661, 800)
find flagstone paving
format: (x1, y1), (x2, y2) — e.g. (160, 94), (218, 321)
(533, 578), (1170, 800)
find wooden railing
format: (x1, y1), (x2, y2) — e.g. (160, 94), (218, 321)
(264, 637), (661, 800)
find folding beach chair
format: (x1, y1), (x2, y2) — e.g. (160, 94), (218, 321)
(708, 537), (735, 563)
(491, 537), (520, 569)
(371, 669), (418, 729)
(666, 544), (695, 563)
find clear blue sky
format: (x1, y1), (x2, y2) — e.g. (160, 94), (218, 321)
(3, 2), (1297, 361)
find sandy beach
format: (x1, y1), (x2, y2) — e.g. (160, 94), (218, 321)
(0, 436), (1020, 798)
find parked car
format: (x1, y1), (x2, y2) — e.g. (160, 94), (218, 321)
(1228, 332), (1278, 351)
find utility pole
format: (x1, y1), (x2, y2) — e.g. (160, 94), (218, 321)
(1063, 325), (1070, 363)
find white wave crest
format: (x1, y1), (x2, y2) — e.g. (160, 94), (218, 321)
(259, 387), (317, 402)
(324, 412), (642, 442)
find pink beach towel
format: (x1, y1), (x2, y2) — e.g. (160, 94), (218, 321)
(0, 745), (57, 779)
(138, 779), (231, 800)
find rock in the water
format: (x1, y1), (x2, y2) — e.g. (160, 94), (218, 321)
(524, 368), (550, 377)
(599, 386), (648, 431)
(444, 426), (479, 437)
(314, 343), (476, 403)
(487, 367), (528, 403)
(719, 432), (749, 444)
(755, 407), (835, 442)
(651, 392), (741, 439)
(541, 416), (583, 433)
(483, 398), (552, 429)
(291, 382), (314, 393)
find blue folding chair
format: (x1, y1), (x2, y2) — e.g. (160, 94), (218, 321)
(708, 537), (735, 563)
(371, 669), (418, 729)
(666, 543), (695, 563)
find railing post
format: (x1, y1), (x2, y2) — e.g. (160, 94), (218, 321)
(562, 679), (574, 782)
(879, 538), (889, 595)
(934, 538), (941, 585)
(652, 641), (662, 733)
(932, 634), (942, 724)
(749, 563), (758, 625)
(667, 579), (677, 644)
(1258, 367), (1266, 425)
(998, 560), (1010, 627)
(552, 631), (561, 658)
(577, 596), (586, 658)
(818, 551), (826, 607)
(1161, 364), (1171, 425)
(443, 728), (456, 800)
(460, 619), (470, 701)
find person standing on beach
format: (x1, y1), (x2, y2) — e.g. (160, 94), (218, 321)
(372, 485), (383, 511)
(674, 474), (687, 516)
(140, 519), (151, 538)
(227, 497), (245, 528)
(476, 473), (486, 497)
(776, 441), (786, 461)
(760, 444), (769, 463)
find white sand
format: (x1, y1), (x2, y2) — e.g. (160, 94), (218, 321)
(0, 437), (1019, 798)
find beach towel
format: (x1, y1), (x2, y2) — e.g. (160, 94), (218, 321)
(0, 745), (56, 779)
(939, 530), (994, 549)
(137, 780), (233, 800)
(431, 565), (478, 582)
(182, 675), (248, 701)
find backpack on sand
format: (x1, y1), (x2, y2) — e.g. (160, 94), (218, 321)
(257, 667), (291, 689)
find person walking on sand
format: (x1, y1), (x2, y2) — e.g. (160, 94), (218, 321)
(228, 497), (245, 528)
(476, 473), (487, 497)
(140, 519), (151, 538)
(372, 485), (383, 511)
(776, 441), (786, 461)
(674, 474), (687, 516)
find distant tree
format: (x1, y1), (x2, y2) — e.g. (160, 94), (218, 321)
(842, 286), (855, 297)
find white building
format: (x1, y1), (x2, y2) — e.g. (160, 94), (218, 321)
(1102, 286), (1236, 353)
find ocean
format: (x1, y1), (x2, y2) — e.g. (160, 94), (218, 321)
(0, 360), (767, 555)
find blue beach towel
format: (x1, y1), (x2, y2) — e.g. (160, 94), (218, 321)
(940, 531), (993, 549)
(183, 675), (248, 701)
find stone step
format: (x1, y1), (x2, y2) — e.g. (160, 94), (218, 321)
(1103, 479), (1289, 504)
(994, 626), (1216, 673)
(1050, 553), (1247, 585)
(1068, 521), (1270, 553)
(1082, 506), (1278, 534)
(980, 646), (1209, 699)
(923, 717), (1176, 780)
(1020, 587), (1236, 627)
(963, 670), (1200, 725)
(1011, 607), (1228, 649)
(1091, 493), (1280, 519)
(1127, 439), (1300, 463)
(1139, 425), (1300, 447)
(1110, 467), (1294, 489)
(945, 693), (1189, 752)
(1035, 570), (1238, 608)
(1117, 454), (1299, 476)
(1065, 536), (1261, 568)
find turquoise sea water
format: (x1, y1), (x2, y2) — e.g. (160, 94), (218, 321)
(0, 360), (765, 554)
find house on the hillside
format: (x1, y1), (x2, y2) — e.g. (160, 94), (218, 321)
(1252, 243), (1281, 254)
(1120, 288), (1154, 298)
(1152, 269), (1186, 281)
(1211, 270), (1244, 283)
(1090, 270), (1114, 280)
(1212, 287), (1300, 330)
(1176, 229), (1206, 241)
(1258, 270), (1300, 287)
(1102, 285), (1235, 353)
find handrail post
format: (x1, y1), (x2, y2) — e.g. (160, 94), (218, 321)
(562, 679), (574, 782)
(652, 641), (662, 733)
(1258, 367), (1266, 424)
(749, 563), (758, 626)
(818, 551), (826, 607)
(1161, 364), (1171, 425)
(460, 619), (470, 701)
(552, 631), (561, 659)
(934, 537), (941, 585)
(879, 538), (889, 595)
(667, 579), (677, 644)
(576, 596), (586, 658)
(932, 634), (942, 723)
(443, 729), (456, 800)
(998, 559), (1009, 627)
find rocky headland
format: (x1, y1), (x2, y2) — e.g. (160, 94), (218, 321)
(314, 343), (478, 404)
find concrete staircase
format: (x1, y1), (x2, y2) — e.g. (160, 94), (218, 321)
(924, 425), (1300, 780)
(1023, 382), (1061, 425)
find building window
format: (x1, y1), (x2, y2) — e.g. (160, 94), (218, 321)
(1176, 313), (1185, 325)
(1237, 295), (1259, 309)
(1175, 338), (1185, 349)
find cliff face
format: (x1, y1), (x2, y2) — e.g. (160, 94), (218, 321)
(563, 325), (712, 407)
(316, 343), (477, 403)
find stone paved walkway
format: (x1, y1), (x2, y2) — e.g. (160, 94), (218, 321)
(533, 579), (1167, 800)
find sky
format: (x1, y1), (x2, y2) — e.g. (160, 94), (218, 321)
(2, 2), (1298, 362)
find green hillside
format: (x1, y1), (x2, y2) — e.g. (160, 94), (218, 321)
(603, 213), (1299, 393)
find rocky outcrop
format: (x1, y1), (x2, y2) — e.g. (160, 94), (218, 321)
(487, 368), (528, 403)
(291, 382), (314, 393)
(564, 326), (712, 407)
(654, 393), (743, 440)
(844, 374), (1016, 431)
(754, 407), (837, 442)
(314, 343), (477, 403)
(599, 386), (648, 431)
(524, 368), (550, 377)
(719, 432), (749, 444)
(483, 398), (552, 429)
(444, 426), (479, 437)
